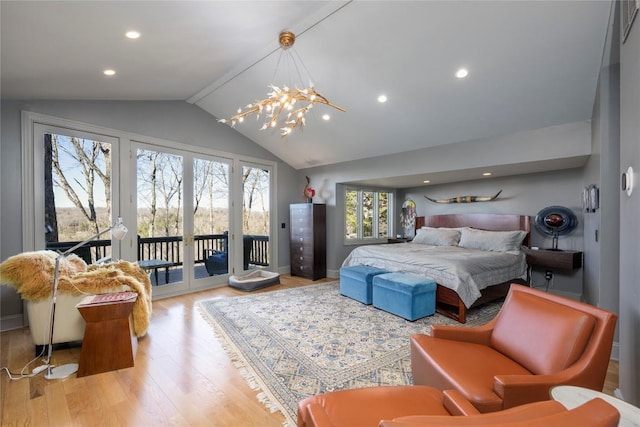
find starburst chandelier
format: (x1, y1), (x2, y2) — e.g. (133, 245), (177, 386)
(218, 31), (345, 136)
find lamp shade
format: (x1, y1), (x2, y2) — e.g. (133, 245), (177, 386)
(111, 217), (127, 240)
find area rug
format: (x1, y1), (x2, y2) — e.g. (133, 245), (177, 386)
(197, 281), (501, 426)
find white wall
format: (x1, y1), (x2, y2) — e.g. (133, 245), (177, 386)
(0, 100), (299, 330)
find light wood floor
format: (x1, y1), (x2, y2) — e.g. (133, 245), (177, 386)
(1, 275), (619, 426)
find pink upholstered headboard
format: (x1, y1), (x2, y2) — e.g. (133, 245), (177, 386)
(415, 213), (531, 247)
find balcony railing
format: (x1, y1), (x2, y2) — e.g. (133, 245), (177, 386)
(46, 233), (270, 268)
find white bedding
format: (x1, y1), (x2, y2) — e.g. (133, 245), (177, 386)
(342, 243), (527, 308)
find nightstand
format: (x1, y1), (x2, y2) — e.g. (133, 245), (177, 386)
(387, 237), (412, 244)
(523, 247), (582, 286)
(524, 248), (582, 270)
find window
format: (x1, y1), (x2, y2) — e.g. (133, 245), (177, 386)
(345, 188), (393, 243)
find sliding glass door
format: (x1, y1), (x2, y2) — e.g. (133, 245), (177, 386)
(24, 112), (277, 300)
(192, 155), (231, 284)
(135, 142), (233, 296)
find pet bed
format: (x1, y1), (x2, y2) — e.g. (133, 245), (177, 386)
(228, 270), (280, 291)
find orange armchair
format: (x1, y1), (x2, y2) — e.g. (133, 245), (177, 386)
(297, 386), (619, 427)
(411, 284), (617, 413)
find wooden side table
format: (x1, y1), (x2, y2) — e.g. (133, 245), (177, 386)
(76, 296), (138, 377)
(550, 385), (640, 427)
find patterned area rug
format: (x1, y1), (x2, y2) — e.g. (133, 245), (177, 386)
(197, 281), (501, 426)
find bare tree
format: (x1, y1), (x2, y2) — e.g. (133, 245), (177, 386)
(44, 134), (58, 242)
(242, 167), (270, 235)
(50, 135), (111, 235)
(193, 159), (213, 215)
(154, 153), (182, 236)
(137, 150), (160, 237)
(242, 167), (259, 232)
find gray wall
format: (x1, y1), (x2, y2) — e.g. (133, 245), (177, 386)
(400, 169), (585, 298)
(0, 100), (299, 330)
(300, 121), (591, 281)
(619, 7), (640, 405)
(583, 64), (620, 314)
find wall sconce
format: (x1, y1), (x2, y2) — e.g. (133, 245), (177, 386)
(583, 184), (599, 213)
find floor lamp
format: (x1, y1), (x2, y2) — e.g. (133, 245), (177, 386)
(43, 217), (128, 380)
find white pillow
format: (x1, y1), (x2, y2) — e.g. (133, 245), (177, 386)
(412, 227), (461, 246)
(458, 228), (527, 253)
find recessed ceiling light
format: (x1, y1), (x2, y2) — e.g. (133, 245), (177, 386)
(377, 94), (387, 103)
(322, 114), (330, 121)
(482, 172), (492, 176)
(103, 69), (116, 76)
(423, 180), (430, 184)
(125, 31), (141, 39)
(455, 68), (469, 79)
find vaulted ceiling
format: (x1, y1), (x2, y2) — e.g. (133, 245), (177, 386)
(1, 1), (612, 173)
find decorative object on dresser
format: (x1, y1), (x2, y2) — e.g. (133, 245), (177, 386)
(303, 175), (315, 203)
(290, 203), (326, 280)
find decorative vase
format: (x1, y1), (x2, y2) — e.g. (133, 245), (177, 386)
(306, 198), (313, 203)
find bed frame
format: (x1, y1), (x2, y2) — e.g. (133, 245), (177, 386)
(416, 213), (531, 323)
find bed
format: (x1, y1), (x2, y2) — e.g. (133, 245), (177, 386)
(342, 213), (531, 323)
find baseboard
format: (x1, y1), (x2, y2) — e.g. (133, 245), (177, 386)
(278, 266), (291, 275)
(277, 266), (339, 279)
(0, 314), (25, 332)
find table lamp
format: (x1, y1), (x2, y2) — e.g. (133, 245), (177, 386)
(43, 217), (128, 380)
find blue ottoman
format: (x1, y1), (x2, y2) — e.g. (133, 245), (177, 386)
(372, 273), (437, 321)
(340, 265), (388, 304)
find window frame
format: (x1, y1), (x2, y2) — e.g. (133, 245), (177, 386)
(344, 186), (394, 245)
